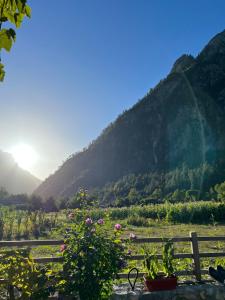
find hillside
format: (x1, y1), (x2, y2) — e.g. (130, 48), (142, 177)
(35, 29), (225, 200)
(0, 150), (41, 194)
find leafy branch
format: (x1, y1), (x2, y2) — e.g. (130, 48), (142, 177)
(0, 0), (31, 81)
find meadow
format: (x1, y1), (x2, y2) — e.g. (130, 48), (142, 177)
(0, 200), (225, 283)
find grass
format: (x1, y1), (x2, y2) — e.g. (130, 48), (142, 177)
(28, 219), (225, 282)
(1, 202), (225, 282)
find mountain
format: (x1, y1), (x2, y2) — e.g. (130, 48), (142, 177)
(35, 29), (225, 200)
(0, 150), (41, 194)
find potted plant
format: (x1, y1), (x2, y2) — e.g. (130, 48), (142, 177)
(143, 240), (177, 292)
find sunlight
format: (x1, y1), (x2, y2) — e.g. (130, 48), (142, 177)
(10, 144), (38, 171)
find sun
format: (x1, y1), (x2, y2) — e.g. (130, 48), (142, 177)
(10, 144), (38, 171)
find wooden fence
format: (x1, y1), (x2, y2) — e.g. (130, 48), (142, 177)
(0, 231), (225, 282)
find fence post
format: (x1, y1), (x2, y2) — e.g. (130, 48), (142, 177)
(190, 231), (201, 281)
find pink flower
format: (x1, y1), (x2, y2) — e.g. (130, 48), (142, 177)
(68, 212), (74, 219)
(114, 223), (122, 230)
(85, 218), (93, 225)
(60, 244), (67, 252)
(97, 218), (104, 225)
(129, 233), (137, 240)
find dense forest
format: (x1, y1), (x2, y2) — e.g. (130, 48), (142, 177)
(1, 167), (225, 211)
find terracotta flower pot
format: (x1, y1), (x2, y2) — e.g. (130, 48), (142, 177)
(143, 275), (177, 292)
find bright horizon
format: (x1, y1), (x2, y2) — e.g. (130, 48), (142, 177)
(1, 0), (225, 180)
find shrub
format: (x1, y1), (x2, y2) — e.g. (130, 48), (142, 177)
(0, 249), (53, 299)
(110, 207), (131, 220)
(127, 215), (149, 227)
(58, 217), (126, 300)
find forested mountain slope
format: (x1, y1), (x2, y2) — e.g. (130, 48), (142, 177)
(35, 29), (225, 200)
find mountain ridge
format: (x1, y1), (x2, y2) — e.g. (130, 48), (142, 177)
(0, 150), (41, 195)
(35, 29), (225, 200)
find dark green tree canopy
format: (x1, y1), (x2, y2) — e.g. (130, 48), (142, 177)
(0, 0), (31, 81)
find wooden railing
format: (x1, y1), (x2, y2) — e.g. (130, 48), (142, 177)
(0, 232), (225, 282)
(121, 231), (225, 280)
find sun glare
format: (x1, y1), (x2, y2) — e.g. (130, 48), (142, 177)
(10, 144), (38, 171)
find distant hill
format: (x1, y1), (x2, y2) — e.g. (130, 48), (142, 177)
(0, 150), (41, 194)
(35, 29), (225, 200)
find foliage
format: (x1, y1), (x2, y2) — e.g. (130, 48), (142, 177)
(143, 241), (175, 280)
(162, 240), (174, 276)
(0, 192), (59, 212)
(79, 163), (224, 207)
(43, 197), (58, 212)
(67, 188), (98, 209)
(164, 201), (225, 224)
(58, 217), (126, 300)
(142, 248), (158, 280)
(0, 187), (8, 198)
(92, 201), (225, 224)
(127, 214), (149, 227)
(0, 248), (52, 299)
(29, 195), (43, 211)
(0, 0), (31, 81)
(0, 207), (59, 240)
(214, 181), (225, 201)
(0, 198), (225, 242)
(0, 206), (224, 295)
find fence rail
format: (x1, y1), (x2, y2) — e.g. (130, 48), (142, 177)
(0, 232), (225, 282)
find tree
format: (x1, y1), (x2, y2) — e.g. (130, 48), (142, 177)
(165, 189), (186, 203)
(29, 194), (43, 211)
(127, 187), (139, 205)
(43, 197), (58, 212)
(0, 187), (8, 198)
(214, 182), (225, 201)
(67, 188), (97, 209)
(57, 197), (69, 210)
(0, 0), (31, 81)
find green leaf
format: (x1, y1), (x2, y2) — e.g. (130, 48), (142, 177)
(14, 12), (25, 28)
(0, 64), (5, 82)
(114, 239), (121, 244)
(8, 28), (16, 41)
(4, 12), (16, 25)
(25, 5), (31, 18)
(0, 29), (13, 51)
(0, 0), (31, 81)
(16, 0), (25, 13)
(0, 16), (8, 22)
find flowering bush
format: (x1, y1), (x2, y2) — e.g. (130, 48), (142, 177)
(58, 217), (126, 300)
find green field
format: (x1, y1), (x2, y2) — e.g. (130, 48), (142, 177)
(0, 201), (225, 283)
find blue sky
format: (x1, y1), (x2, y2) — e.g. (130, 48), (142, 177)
(1, 0), (225, 179)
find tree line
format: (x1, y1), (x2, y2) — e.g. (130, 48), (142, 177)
(1, 162), (225, 211)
